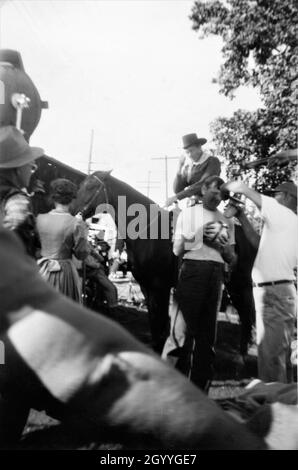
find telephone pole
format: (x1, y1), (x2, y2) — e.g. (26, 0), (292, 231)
(87, 129), (94, 175)
(137, 171), (160, 198)
(151, 155), (180, 201)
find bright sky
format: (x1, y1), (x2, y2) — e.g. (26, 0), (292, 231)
(1, 0), (261, 204)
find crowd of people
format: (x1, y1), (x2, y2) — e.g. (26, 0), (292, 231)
(0, 126), (118, 310)
(163, 132), (297, 391)
(0, 123), (297, 449)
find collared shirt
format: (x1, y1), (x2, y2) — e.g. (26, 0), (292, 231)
(252, 195), (298, 283)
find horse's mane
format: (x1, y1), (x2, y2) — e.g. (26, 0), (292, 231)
(92, 171), (163, 210)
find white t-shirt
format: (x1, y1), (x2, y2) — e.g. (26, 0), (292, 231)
(252, 195), (298, 283)
(174, 204), (235, 263)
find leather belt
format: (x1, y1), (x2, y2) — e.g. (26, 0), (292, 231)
(253, 280), (294, 287)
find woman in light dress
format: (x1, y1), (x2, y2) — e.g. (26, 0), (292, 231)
(36, 178), (89, 302)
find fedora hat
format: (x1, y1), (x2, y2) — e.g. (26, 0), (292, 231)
(182, 133), (207, 149)
(0, 126), (44, 169)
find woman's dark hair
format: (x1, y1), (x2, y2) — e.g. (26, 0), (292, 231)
(50, 178), (77, 205)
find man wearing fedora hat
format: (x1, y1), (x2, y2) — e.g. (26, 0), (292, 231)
(173, 133), (221, 198)
(0, 125), (44, 256)
(222, 178), (297, 383)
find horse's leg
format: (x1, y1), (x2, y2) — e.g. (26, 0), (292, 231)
(144, 286), (170, 354)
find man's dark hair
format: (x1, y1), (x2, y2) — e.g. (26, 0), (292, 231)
(203, 175), (225, 189)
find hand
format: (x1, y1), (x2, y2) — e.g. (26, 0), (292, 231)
(217, 230), (229, 246)
(222, 180), (246, 195)
(203, 222), (221, 241)
(178, 154), (186, 170)
(203, 222), (229, 246)
(75, 212), (83, 221)
(183, 231), (196, 242)
(165, 195), (178, 207)
(223, 202), (242, 219)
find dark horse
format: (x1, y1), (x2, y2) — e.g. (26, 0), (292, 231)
(72, 171), (177, 353)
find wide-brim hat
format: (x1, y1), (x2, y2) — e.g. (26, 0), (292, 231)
(182, 133), (207, 149)
(0, 126), (44, 169)
(271, 182), (297, 198)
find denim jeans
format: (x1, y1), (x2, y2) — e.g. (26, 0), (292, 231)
(176, 259), (224, 391)
(253, 283), (296, 383)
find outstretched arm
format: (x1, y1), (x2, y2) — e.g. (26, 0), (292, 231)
(222, 180), (262, 210)
(166, 181), (201, 207)
(168, 158), (221, 207)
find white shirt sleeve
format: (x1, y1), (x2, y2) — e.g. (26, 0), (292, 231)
(173, 211), (183, 241)
(261, 195), (290, 230)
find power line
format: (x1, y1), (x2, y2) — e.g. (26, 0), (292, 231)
(151, 155), (180, 201)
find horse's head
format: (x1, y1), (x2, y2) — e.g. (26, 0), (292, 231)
(71, 170), (112, 219)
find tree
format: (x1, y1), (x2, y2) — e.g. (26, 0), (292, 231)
(190, 0), (298, 188)
(210, 110), (295, 192)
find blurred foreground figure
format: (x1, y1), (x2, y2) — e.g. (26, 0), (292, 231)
(0, 126), (44, 257)
(0, 228), (266, 450)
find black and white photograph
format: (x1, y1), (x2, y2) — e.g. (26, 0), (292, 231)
(0, 0), (297, 454)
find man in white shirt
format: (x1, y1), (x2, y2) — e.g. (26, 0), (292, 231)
(173, 176), (236, 392)
(223, 180), (297, 383)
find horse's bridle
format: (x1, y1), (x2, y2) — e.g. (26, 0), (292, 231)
(78, 174), (109, 219)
